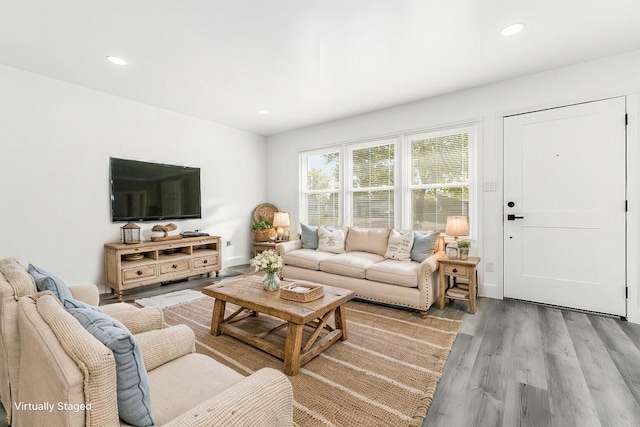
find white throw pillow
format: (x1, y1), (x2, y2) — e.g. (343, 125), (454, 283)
(317, 226), (346, 254)
(385, 230), (414, 261)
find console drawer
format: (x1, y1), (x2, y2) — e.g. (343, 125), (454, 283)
(193, 255), (217, 270)
(159, 259), (190, 276)
(122, 265), (156, 283)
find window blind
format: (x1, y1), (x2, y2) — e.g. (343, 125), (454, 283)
(410, 133), (469, 232)
(351, 143), (395, 228)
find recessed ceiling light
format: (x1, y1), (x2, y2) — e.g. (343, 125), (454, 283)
(501, 23), (525, 37)
(106, 56), (127, 65)
(258, 110), (269, 115)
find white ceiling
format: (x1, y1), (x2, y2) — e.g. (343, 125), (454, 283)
(2, 1), (640, 136)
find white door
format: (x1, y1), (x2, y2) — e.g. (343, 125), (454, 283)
(504, 98), (626, 316)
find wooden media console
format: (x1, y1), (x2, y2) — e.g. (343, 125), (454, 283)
(104, 235), (222, 300)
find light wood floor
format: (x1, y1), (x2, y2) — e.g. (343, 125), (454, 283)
(424, 297), (640, 427)
(4, 270), (639, 426)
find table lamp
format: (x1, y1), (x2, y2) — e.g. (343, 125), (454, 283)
(273, 212), (291, 241)
(445, 216), (469, 242)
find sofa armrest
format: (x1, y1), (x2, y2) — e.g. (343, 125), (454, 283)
(415, 251), (447, 312)
(111, 306), (164, 334)
(136, 324), (195, 371)
(418, 250), (446, 277)
(276, 240), (302, 256)
(68, 284), (100, 306)
(164, 367), (293, 427)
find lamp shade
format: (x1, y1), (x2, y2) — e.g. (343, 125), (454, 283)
(272, 212), (290, 228)
(273, 212), (290, 240)
(445, 216), (469, 237)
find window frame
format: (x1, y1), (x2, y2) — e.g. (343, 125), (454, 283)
(403, 125), (476, 236)
(346, 137), (399, 229)
(299, 123), (477, 239)
(299, 146), (343, 228)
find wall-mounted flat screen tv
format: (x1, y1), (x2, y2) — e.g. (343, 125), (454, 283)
(110, 157), (202, 222)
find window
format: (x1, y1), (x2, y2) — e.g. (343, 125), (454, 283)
(301, 149), (340, 227)
(408, 131), (469, 232)
(349, 140), (396, 228)
(300, 125), (474, 235)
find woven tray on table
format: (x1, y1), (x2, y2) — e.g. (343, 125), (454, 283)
(279, 282), (324, 302)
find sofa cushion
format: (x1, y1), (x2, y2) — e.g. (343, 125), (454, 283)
(27, 264), (73, 304)
(300, 224), (319, 249)
(23, 294), (119, 426)
(366, 259), (420, 288)
(385, 230), (414, 261)
(317, 226), (347, 254)
(147, 353), (244, 425)
(66, 306), (155, 427)
(319, 252), (384, 279)
(411, 231), (440, 262)
(346, 227), (390, 256)
(283, 249), (336, 270)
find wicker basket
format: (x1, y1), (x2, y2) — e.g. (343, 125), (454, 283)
(252, 228), (276, 242)
(279, 282), (324, 302)
(252, 203), (279, 224)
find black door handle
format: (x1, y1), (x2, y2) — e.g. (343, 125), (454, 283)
(507, 214), (524, 221)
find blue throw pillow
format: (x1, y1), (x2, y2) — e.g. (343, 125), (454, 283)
(63, 298), (103, 313)
(301, 223), (319, 249)
(67, 307), (155, 427)
(28, 264), (74, 304)
(411, 231), (440, 262)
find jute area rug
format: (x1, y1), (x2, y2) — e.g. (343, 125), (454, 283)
(163, 295), (461, 427)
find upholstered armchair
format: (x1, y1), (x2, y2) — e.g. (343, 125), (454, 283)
(0, 257), (141, 424)
(15, 293), (293, 426)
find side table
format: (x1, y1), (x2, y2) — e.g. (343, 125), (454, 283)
(251, 240), (299, 257)
(438, 256), (481, 313)
(251, 241), (278, 257)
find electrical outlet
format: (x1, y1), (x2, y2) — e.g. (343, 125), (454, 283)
(485, 261), (494, 272)
(226, 241), (232, 246)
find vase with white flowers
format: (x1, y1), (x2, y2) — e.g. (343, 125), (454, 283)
(250, 249), (284, 290)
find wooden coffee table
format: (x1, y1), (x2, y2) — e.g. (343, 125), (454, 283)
(201, 274), (354, 375)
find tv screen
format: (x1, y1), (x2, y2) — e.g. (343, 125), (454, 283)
(110, 157), (202, 222)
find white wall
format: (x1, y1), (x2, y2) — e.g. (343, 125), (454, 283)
(0, 64), (266, 288)
(266, 49), (640, 323)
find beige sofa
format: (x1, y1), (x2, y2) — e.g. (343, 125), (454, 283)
(277, 227), (444, 317)
(0, 257), (139, 424)
(15, 292), (293, 426)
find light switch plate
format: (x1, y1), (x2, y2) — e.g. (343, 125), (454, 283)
(483, 181), (496, 191)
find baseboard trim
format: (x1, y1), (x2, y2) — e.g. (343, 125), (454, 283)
(223, 256), (250, 268)
(479, 282), (500, 299)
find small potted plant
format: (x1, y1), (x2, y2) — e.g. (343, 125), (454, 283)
(251, 215), (276, 242)
(457, 240), (471, 260)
